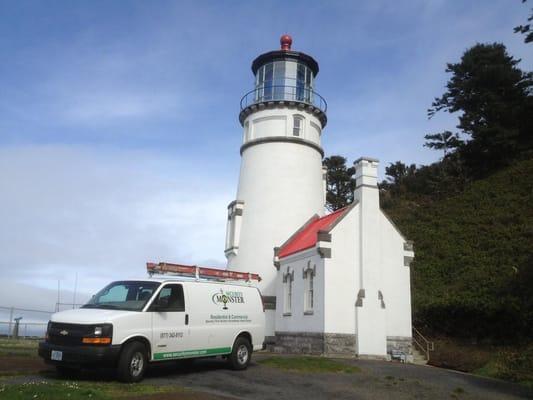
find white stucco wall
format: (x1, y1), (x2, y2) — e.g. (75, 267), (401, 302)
(379, 212), (412, 338)
(272, 185), (413, 355)
(241, 108), (323, 146)
(353, 161), (388, 356)
(230, 141), (324, 298)
(323, 207), (358, 334)
(228, 108), (325, 294)
(228, 107), (326, 337)
(275, 249), (324, 333)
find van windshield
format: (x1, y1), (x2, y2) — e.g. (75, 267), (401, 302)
(82, 281), (160, 311)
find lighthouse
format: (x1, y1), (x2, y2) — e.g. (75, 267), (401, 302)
(225, 35), (328, 337)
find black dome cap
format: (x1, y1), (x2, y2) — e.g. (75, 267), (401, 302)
(251, 49), (319, 77)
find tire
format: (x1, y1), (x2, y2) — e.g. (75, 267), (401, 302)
(117, 341), (148, 383)
(228, 336), (252, 370)
(55, 365), (80, 378)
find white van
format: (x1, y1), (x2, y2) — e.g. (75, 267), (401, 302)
(38, 278), (265, 382)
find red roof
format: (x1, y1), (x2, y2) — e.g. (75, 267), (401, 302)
(278, 207), (349, 258)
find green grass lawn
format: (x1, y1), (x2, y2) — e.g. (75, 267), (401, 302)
(258, 356), (361, 373)
(0, 381), (184, 400)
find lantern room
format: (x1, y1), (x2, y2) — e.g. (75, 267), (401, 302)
(239, 35), (327, 127)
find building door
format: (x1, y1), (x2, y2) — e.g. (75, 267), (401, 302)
(150, 283), (190, 360)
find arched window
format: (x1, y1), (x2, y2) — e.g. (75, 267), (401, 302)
(283, 267), (294, 315)
(303, 262), (316, 314)
(293, 115), (304, 137)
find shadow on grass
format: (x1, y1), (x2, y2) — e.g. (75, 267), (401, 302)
(37, 357), (237, 383)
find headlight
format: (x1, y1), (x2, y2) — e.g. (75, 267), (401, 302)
(82, 324), (113, 345)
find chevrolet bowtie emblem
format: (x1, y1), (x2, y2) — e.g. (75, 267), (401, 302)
(59, 330), (69, 336)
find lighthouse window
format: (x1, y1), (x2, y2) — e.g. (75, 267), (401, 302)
(296, 64), (313, 102)
(293, 116), (303, 137)
(304, 262), (316, 313)
(286, 279), (292, 313)
(273, 61), (285, 99)
(306, 274), (314, 311)
(244, 121), (251, 142)
(263, 63), (274, 100)
(297, 64), (306, 101)
(283, 268), (294, 315)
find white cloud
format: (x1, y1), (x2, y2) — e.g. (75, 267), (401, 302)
(62, 91), (180, 122)
(0, 145), (231, 302)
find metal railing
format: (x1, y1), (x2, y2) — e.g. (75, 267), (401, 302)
(240, 85), (327, 113)
(412, 327), (434, 361)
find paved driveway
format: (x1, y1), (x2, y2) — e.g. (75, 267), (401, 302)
(4, 352), (532, 399)
(143, 353), (533, 400)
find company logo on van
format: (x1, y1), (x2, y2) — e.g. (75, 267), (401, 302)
(211, 289), (245, 310)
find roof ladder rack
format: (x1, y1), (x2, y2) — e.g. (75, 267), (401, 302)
(146, 262), (262, 283)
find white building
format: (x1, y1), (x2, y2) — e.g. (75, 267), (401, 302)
(225, 35), (413, 360)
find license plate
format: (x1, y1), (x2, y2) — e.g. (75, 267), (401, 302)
(51, 350), (63, 361)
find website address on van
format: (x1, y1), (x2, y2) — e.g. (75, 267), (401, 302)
(206, 314), (251, 323)
(154, 347), (232, 360)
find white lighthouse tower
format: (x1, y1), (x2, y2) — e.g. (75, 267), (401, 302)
(225, 35), (327, 337)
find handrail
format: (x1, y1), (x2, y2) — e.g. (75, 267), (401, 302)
(240, 85), (327, 114)
(412, 327), (434, 361)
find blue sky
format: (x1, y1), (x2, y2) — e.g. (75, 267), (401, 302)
(0, 0), (531, 312)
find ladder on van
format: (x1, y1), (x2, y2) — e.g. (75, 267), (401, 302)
(146, 262), (262, 283)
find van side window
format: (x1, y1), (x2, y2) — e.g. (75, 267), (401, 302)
(153, 284), (185, 312)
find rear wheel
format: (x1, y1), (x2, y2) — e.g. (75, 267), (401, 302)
(117, 341), (147, 383)
(228, 336), (252, 370)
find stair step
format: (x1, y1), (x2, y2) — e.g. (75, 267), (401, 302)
(411, 348), (428, 365)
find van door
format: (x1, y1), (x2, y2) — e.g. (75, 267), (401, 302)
(149, 283), (190, 361)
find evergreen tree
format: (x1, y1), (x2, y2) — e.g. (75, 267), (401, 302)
(323, 156), (355, 211)
(424, 131), (462, 157)
(514, 0), (533, 43)
(385, 161), (417, 186)
(429, 43), (533, 177)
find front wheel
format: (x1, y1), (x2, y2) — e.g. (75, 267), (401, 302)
(117, 341), (147, 383)
(228, 336), (252, 370)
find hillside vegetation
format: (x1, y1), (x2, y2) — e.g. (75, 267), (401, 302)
(325, 42), (532, 346)
(383, 158), (533, 342)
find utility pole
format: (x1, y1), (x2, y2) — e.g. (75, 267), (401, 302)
(73, 272), (78, 309)
(56, 279), (61, 312)
(8, 307), (13, 339)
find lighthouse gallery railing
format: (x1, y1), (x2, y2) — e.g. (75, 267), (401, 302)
(240, 85), (327, 114)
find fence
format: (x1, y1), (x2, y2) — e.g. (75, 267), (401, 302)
(0, 321), (48, 338)
(0, 303), (84, 339)
(55, 302), (84, 312)
(0, 305), (54, 339)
